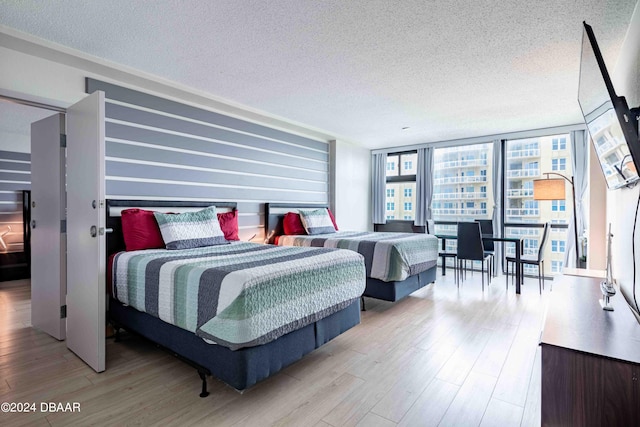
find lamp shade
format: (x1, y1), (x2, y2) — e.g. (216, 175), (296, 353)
(533, 178), (566, 200)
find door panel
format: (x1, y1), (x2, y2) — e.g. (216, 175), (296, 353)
(30, 113), (66, 340)
(66, 91), (106, 372)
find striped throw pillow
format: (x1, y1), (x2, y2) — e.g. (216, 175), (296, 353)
(299, 208), (337, 235)
(154, 206), (228, 250)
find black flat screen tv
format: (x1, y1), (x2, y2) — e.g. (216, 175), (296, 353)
(578, 21), (640, 190)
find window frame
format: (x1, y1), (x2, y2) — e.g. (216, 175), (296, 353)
(384, 150), (418, 222)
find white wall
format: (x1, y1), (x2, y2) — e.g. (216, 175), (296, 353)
(0, 129), (30, 153)
(1, 30), (373, 233)
(608, 2), (640, 297)
(330, 140), (371, 231)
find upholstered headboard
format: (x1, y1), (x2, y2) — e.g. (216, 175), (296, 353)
(265, 203), (328, 244)
(105, 199), (237, 256)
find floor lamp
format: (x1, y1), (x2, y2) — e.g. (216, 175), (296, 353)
(533, 172), (580, 268)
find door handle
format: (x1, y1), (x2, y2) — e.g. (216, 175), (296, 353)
(90, 225), (97, 237)
(99, 227), (113, 235)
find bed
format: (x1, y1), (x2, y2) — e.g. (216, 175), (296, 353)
(265, 203), (438, 303)
(106, 200), (366, 394)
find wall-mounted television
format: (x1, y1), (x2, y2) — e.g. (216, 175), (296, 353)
(578, 21), (640, 190)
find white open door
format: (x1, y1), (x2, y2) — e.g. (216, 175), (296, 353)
(65, 91), (106, 372)
(30, 113), (66, 340)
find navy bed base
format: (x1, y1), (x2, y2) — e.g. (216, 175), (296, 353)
(109, 297), (360, 391)
(364, 264), (437, 302)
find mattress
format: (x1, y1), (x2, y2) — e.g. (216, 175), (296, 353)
(111, 242), (365, 350)
(276, 231), (439, 282)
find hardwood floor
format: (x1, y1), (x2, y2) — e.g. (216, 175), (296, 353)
(0, 271), (548, 426)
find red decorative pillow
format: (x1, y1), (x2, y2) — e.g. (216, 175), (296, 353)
(283, 212), (307, 235)
(217, 209), (239, 241)
(327, 208), (339, 231)
(121, 208), (165, 251)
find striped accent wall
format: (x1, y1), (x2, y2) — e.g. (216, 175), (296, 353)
(86, 79), (329, 240)
(0, 150), (30, 253)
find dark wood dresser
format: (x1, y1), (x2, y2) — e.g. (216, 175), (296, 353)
(541, 274), (640, 426)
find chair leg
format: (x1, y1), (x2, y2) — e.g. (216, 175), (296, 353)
(505, 260), (509, 290)
(481, 261), (484, 291)
(538, 264), (542, 295)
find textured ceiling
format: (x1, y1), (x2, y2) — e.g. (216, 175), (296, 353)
(0, 0), (637, 148)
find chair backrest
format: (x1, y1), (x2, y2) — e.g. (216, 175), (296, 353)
(457, 222), (485, 261)
(537, 222), (551, 262)
(426, 219), (435, 235)
(475, 219), (494, 251)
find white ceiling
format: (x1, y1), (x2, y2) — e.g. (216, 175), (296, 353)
(0, 0), (637, 149)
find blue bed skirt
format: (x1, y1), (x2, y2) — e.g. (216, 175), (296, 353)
(364, 265), (437, 301)
(109, 297), (361, 391)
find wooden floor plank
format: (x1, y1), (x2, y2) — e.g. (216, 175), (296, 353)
(479, 398), (524, 427)
(438, 372), (497, 427)
(397, 378), (459, 427)
(0, 271), (548, 426)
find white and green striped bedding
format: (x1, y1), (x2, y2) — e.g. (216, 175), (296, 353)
(277, 231), (438, 282)
(112, 242), (365, 350)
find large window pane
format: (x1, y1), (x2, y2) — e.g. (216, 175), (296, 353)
(385, 182), (416, 220)
(432, 143), (493, 221)
(505, 134), (572, 276)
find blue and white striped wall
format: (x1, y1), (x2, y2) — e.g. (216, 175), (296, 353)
(86, 79), (329, 240)
(0, 150), (30, 253)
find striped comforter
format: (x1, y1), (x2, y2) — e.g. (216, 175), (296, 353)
(277, 231), (439, 282)
(112, 242), (365, 350)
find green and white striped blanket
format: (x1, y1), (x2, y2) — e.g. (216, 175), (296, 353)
(277, 231), (438, 282)
(112, 242), (365, 350)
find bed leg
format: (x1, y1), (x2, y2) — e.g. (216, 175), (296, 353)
(198, 370), (210, 398)
(360, 296), (366, 311)
(114, 326), (121, 342)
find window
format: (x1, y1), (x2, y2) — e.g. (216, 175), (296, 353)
(552, 240), (566, 253)
(552, 158), (567, 171)
(523, 238), (539, 255)
(432, 143), (493, 221)
(386, 215), (395, 220)
(505, 133), (572, 277)
(386, 160), (396, 173)
(552, 137), (566, 150)
(552, 200), (566, 212)
(552, 260), (563, 272)
(480, 202), (487, 210)
(385, 152), (417, 220)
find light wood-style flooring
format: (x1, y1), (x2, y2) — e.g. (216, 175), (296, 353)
(0, 271), (549, 426)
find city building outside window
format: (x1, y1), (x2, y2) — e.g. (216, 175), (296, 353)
(552, 240), (566, 253)
(386, 152), (417, 220)
(552, 137), (567, 150)
(552, 158), (567, 171)
(551, 200), (566, 212)
(505, 133), (572, 276)
(551, 260), (564, 272)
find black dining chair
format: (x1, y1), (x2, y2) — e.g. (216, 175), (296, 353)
(456, 222), (492, 290)
(506, 222), (550, 294)
(427, 220), (457, 276)
(475, 219), (495, 276)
